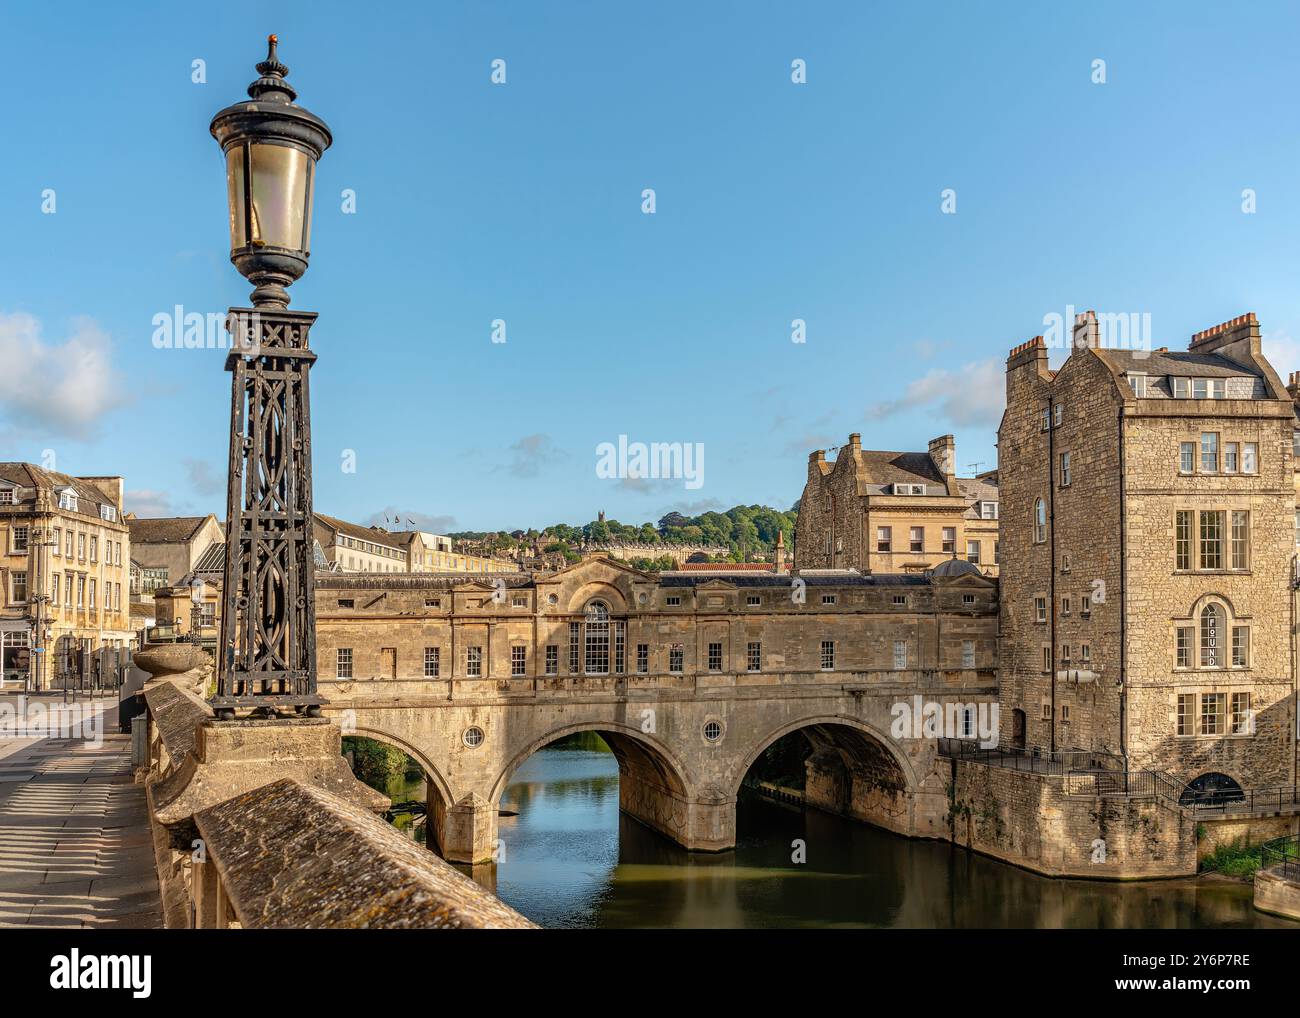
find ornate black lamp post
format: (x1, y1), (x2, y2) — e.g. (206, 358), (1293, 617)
(209, 36), (331, 718)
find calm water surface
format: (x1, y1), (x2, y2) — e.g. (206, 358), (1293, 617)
(483, 744), (1296, 929)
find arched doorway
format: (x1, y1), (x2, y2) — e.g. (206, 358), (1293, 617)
(1179, 772), (1244, 808)
(1011, 708), (1026, 750)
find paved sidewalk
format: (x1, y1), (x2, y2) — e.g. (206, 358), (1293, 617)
(0, 695), (162, 928)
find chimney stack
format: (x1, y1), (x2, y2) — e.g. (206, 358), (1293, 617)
(774, 530), (787, 573)
(1189, 312), (1260, 356)
(928, 434), (956, 488)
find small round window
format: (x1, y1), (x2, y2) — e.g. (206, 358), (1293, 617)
(463, 726), (485, 748)
(547, 594), (558, 605)
(703, 720), (723, 742)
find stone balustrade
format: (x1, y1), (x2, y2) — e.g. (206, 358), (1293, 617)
(134, 642), (534, 929)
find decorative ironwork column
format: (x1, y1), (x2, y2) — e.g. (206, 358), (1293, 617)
(209, 37), (332, 718)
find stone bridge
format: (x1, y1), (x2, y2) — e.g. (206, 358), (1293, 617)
(320, 672), (995, 862)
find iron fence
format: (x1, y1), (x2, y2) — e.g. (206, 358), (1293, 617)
(936, 737), (1123, 775)
(1260, 836), (1300, 882)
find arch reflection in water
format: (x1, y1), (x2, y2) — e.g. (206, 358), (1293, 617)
(488, 734), (1295, 929)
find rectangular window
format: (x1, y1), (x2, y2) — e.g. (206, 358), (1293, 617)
(1061, 596), (1071, 616)
(1224, 442), (1238, 473)
(1128, 374), (1146, 397)
(65, 531), (72, 557)
(822, 640), (836, 670)
(88, 579), (95, 609)
(747, 642), (762, 671)
(614, 621), (625, 673)
(511, 646), (527, 676)
(1201, 693), (1226, 735)
(1059, 451), (1071, 486)
(114, 542), (121, 566)
(12, 526), (28, 553)
(11, 571), (27, 603)
(636, 644), (648, 673)
(941, 527), (955, 553)
(77, 534), (85, 560)
(1200, 432), (1218, 472)
(821, 594), (836, 605)
(1242, 441), (1257, 474)
(1179, 442), (1194, 473)
(545, 645), (558, 675)
(64, 574), (72, 606)
(1042, 702), (1052, 720)
(1054, 404), (1063, 427)
(892, 594), (907, 606)
(512, 596), (527, 608)
(892, 640), (907, 670)
(425, 598), (441, 608)
(707, 642), (722, 671)
(77, 576), (85, 608)
(1231, 626), (1249, 667)
(424, 647), (440, 677)
(961, 640), (975, 668)
(336, 648), (353, 679)
(962, 593), (976, 605)
(966, 540), (980, 563)
(1175, 510), (1193, 570)
(1042, 646), (1052, 673)
(89, 537), (97, 561)
(1034, 596), (1047, 624)
(1080, 643), (1091, 663)
(467, 646), (483, 677)
(669, 646), (683, 673)
(0, 488), (12, 504)
(981, 501), (999, 520)
(1231, 692), (1252, 735)
(58, 491), (76, 512)
(1231, 510), (1249, 570)
(666, 596), (681, 607)
(910, 527), (923, 553)
(1176, 627), (1192, 668)
(1200, 510), (1224, 569)
(1177, 693), (1193, 735)
(51, 574), (59, 605)
(746, 595), (761, 606)
(52, 528), (60, 556)
(876, 526), (892, 553)
(569, 622), (580, 673)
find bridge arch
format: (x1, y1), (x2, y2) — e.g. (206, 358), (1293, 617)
(348, 724), (455, 815)
(490, 721), (694, 807)
(732, 714), (918, 836)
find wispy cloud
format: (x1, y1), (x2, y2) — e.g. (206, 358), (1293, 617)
(366, 507), (457, 533)
(865, 358), (1004, 428)
(183, 457), (223, 496)
(505, 433), (567, 479)
(1263, 329), (1300, 377)
(0, 312), (129, 438)
(125, 489), (176, 517)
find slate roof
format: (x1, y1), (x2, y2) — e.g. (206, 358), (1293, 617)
(128, 516), (211, 545)
(659, 572), (928, 588)
(854, 450), (946, 490)
(315, 513), (409, 552)
(1098, 348), (1261, 379)
(0, 463), (122, 521)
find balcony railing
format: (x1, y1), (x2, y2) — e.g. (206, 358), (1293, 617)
(936, 738), (1124, 775)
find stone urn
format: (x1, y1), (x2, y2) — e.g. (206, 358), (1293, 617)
(134, 643), (207, 690)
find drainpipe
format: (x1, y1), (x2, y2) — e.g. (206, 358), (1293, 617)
(1047, 399), (1057, 754)
(1118, 405), (1128, 762)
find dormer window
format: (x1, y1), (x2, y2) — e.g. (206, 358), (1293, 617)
(57, 490), (77, 512)
(99, 505), (117, 522)
(1127, 373), (1147, 397)
(980, 501), (999, 520)
(1173, 377), (1226, 399)
(893, 483), (926, 495)
(0, 487), (14, 505)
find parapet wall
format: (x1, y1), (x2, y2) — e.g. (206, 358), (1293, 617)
(949, 760), (1197, 878)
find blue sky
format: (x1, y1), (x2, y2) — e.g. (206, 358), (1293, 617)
(3, 1), (1299, 532)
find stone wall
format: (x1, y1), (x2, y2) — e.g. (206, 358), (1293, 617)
(949, 759), (1198, 878)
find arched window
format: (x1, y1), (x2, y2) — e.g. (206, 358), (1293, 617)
(1179, 772), (1243, 808)
(584, 601), (610, 675)
(1033, 498), (1046, 543)
(1200, 603), (1220, 667)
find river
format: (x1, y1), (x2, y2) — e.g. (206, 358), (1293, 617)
(385, 738), (1295, 929)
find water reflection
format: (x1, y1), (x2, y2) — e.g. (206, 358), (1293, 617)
(488, 742), (1296, 929)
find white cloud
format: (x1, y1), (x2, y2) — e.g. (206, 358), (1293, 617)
(506, 434), (567, 479)
(183, 458), (223, 496)
(126, 489), (176, 517)
(1262, 329), (1300, 378)
(866, 358), (1004, 428)
(0, 312), (128, 438)
(367, 508), (457, 533)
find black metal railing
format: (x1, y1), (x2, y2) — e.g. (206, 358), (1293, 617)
(936, 738), (1124, 775)
(1180, 785), (1300, 816)
(1260, 836), (1300, 882)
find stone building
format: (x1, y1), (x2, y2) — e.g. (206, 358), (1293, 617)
(126, 514), (224, 595)
(795, 433), (1000, 576)
(998, 311), (1297, 797)
(0, 464), (133, 689)
(311, 553), (998, 859)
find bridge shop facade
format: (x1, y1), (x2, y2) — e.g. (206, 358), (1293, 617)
(314, 555), (998, 863)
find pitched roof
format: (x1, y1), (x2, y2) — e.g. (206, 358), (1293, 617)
(127, 515), (211, 545)
(0, 463), (122, 520)
(854, 450), (946, 490)
(1097, 348), (1261, 379)
(314, 514), (408, 552)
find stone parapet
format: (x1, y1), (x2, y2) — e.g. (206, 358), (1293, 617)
(194, 778), (535, 928)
